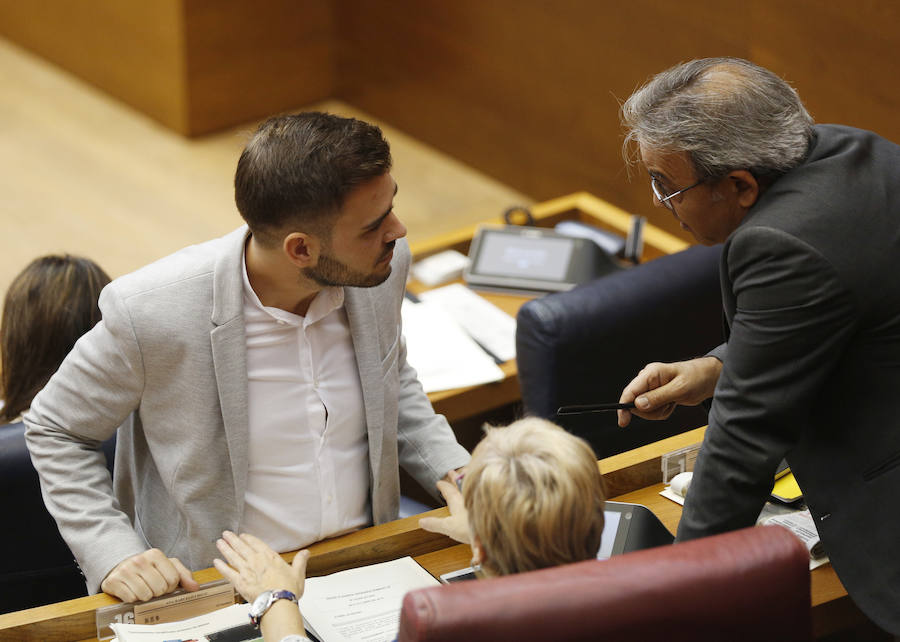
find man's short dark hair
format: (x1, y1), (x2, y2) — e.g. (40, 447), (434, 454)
(234, 112), (392, 246)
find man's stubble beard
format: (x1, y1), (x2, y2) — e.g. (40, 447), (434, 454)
(302, 242), (395, 288)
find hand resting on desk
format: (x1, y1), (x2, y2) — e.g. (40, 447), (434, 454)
(100, 548), (200, 602)
(618, 356), (722, 427)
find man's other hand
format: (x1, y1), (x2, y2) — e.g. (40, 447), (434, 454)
(419, 479), (471, 545)
(618, 357), (723, 427)
(100, 549), (200, 602)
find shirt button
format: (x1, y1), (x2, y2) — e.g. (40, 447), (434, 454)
(277, 319), (286, 325)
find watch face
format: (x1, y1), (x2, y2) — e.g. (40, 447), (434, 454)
(250, 590), (274, 618)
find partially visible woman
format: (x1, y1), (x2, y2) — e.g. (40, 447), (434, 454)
(0, 254), (110, 422)
(214, 418), (606, 641)
(420, 417), (606, 576)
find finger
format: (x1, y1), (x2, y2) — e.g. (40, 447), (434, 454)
(222, 530), (251, 560)
(291, 549), (310, 576)
(170, 557), (200, 591)
(419, 516), (451, 537)
(146, 552), (182, 594)
(216, 537), (238, 565)
(213, 558), (241, 587)
(102, 575), (138, 603)
(123, 550), (173, 597)
(122, 571), (156, 602)
(239, 532), (274, 557)
(291, 550), (310, 596)
(435, 480), (464, 513)
(618, 367), (656, 427)
(635, 380), (681, 412)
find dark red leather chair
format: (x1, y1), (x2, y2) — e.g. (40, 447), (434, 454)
(398, 525), (811, 642)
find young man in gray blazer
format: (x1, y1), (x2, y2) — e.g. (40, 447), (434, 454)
(25, 113), (470, 603)
(616, 58), (900, 635)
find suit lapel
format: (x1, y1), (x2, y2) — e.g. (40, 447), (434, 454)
(344, 287), (384, 488)
(210, 227), (251, 527)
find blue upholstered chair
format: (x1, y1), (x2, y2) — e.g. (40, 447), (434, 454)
(0, 421), (116, 613)
(515, 244), (723, 458)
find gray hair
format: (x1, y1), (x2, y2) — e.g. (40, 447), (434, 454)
(621, 58), (814, 181)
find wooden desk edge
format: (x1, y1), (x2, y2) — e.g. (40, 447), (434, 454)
(2, 422), (851, 640)
(0, 425), (704, 641)
(599, 426), (707, 496)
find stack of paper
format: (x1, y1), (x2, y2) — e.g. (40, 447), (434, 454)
(401, 298), (504, 392)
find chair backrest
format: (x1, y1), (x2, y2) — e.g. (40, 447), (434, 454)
(0, 421), (116, 613)
(515, 244), (723, 457)
(398, 525), (812, 642)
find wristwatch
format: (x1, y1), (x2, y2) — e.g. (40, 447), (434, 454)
(248, 589), (298, 628)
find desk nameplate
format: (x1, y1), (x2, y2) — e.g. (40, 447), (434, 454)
(95, 580), (234, 640)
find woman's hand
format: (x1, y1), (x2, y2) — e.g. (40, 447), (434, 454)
(419, 479), (472, 545)
(213, 531), (309, 604)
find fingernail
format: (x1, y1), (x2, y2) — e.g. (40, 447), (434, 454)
(636, 396), (650, 409)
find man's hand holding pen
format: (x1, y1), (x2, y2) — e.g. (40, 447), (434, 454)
(617, 356), (723, 427)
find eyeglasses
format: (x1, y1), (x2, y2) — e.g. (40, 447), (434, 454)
(650, 177), (705, 211)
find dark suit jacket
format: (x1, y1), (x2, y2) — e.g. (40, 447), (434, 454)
(677, 125), (900, 634)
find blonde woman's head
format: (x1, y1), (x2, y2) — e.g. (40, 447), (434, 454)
(463, 417), (605, 577)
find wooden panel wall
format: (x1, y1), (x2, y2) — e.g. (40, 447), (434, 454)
(0, 0), (335, 136)
(335, 0), (900, 238)
(182, 0), (335, 135)
(3, 1), (898, 232)
(0, 0), (187, 131)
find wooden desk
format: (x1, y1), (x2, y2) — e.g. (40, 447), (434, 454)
(0, 425), (859, 641)
(416, 191), (690, 425)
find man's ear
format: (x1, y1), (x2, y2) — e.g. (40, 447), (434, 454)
(727, 170), (760, 209)
(283, 232), (320, 268)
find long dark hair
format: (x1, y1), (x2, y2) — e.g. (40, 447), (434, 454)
(0, 255), (110, 422)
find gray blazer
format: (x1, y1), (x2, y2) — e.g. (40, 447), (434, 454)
(678, 125), (900, 634)
(25, 227), (470, 593)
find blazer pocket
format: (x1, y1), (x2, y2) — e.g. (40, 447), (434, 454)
(380, 333), (401, 377)
(863, 451), (900, 482)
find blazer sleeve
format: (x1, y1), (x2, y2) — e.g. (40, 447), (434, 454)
(387, 246), (470, 495)
(677, 227), (858, 541)
(393, 332), (471, 495)
(24, 284), (150, 592)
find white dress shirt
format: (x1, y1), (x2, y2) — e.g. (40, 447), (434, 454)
(240, 258), (370, 552)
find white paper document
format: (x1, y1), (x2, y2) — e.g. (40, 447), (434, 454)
(299, 556), (440, 642)
(401, 298), (504, 392)
(419, 283), (517, 362)
(761, 508), (830, 570)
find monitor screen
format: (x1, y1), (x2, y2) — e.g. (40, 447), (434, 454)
(473, 233), (574, 282)
(596, 509), (622, 560)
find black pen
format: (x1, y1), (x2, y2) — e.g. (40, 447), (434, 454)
(556, 402), (636, 416)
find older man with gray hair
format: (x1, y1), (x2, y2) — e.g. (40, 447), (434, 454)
(617, 58), (900, 635)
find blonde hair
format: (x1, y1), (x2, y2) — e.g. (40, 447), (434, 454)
(463, 417), (605, 576)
